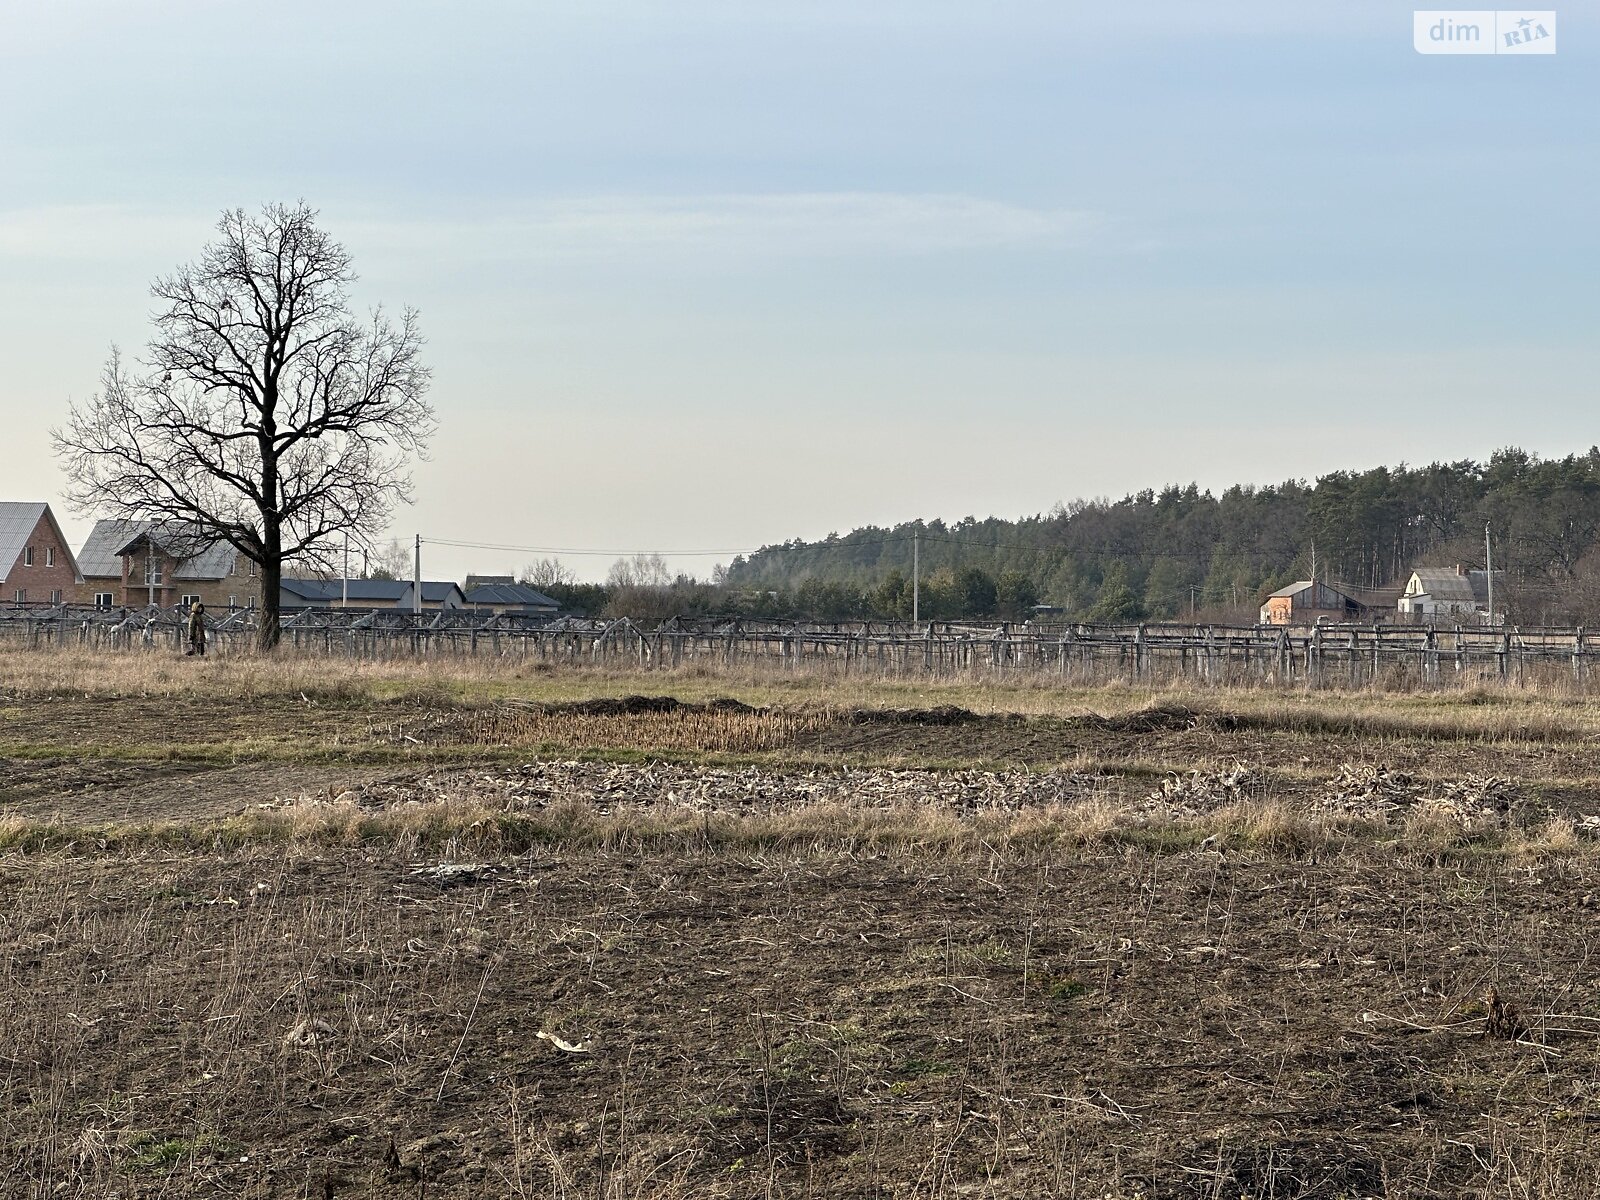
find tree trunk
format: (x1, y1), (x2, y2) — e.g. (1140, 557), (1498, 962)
(258, 558), (282, 652)
(258, 522), (283, 652)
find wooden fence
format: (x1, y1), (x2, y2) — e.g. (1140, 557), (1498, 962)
(2, 603), (1597, 690)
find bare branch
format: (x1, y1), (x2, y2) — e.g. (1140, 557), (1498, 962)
(52, 203), (433, 649)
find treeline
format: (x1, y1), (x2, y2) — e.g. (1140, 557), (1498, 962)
(533, 566), (1042, 623)
(715, 449), (1600, 625)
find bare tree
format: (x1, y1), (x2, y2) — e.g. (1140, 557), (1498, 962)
(369, 536), (414, 581)
(521, 557), (577, 589)
(54, 203), (433, 649)
(606, 553), (671, 589)
(603, 554), (698, 619)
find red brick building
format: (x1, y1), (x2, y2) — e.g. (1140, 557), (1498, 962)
(0, 502), (83, 606)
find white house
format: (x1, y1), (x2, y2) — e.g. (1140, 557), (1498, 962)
(1397, 566), (1501, 622)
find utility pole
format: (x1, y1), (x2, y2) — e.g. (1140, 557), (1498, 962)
(1485, 522), (1495, 627)
(413, 534), (422, 617)
(912, 532), (920, 624)
(342, 533), (349, 609)
(1310, 539), (1317, 584)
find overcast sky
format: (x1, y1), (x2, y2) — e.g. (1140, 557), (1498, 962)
(2, 1), (1595, 582)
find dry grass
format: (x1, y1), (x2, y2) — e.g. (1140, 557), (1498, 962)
(5, 643), (1600, 747)
(9, 830), (1600, 1196)
(466, 704), (834, 753)
(8, 643), (1600, 1195)
(1, 792), (1590, 866)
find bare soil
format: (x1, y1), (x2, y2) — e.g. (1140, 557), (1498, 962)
(4, 691), (1600, 1197)
(4, 693), (1599, 825)
(7, 841), (1600, 1198)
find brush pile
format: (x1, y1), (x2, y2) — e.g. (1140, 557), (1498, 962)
(1142, 763), (1258, 817)
(1319, 764), (1423, 817)
(1430, 774), (1518, 828)
(261, 760), (1108, 817)
(1319, 763), (1516, 828)
(255, 758), (1521, 829)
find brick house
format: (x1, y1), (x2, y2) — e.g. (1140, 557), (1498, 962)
(75, 519), (262, 610)
(0, 502), (83, 606)
(1259, 580), (1362, 625)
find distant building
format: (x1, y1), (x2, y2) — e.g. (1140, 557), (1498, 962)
(401, 581), (467, 611)
(280, 578), (466, 611)
(76, 519), (260, 610)
(1333, 584), (1404, 619)
(464, 582), (560, 617)
(281, 578), (407, 609)
(1259, 580), (1362, 625)
(1397, 566), (1502, 623)
(0, 502), (82, 606)
(464, 574), (516, 589)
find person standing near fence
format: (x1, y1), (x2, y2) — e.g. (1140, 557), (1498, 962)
(186, 601), (207, 657)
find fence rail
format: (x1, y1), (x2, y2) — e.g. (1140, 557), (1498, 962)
(1, 602), (1596, 689)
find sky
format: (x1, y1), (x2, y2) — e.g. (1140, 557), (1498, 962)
(2, 1), (1595, 583)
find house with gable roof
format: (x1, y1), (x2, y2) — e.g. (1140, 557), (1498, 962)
(0, 502), (83, 606)
(1397, 565), (1503, 623)
(75, 518), (261, 610)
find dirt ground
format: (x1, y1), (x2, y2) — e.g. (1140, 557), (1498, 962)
(5, 690), (1600, 1197)
(7, 841), (1600, 1199)
(4, 691), (1600, 826)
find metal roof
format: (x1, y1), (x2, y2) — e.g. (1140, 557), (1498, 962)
(465, 583), (559, 608)
(1408, 568), (1500, 605)
(282, 577), (410, 603)
(1266, 580), (1315, 599)
(78, 519), (147, 578)
(411, 581), (465, 603)
(465, 574), (515, 588)
(81, 518), (240, 581)
(0, 502), (47, 581)
(113, 523), (238, 580)
(1408, 569), (1477, 603)
(282, 578), (466, 605)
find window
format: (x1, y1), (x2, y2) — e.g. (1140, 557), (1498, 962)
(12, 589), (24, 603)
(149, 562), (163, 585)
(227, 595), (237, 609)
(180, 594), (202, 609)
(248, 559), (257, 577)
(46, 547), (56, 567)
(49, 590), (62, 604)
(94, 593), (114, 609)
(22, 546), (32, 566)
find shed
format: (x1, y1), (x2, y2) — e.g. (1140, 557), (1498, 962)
(1259, 580), (1361, 626)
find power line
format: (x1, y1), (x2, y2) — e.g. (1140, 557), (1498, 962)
(934, 535), (1060, 554)
(421, 533), (917, 558)
(423, 537), (758, 558)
